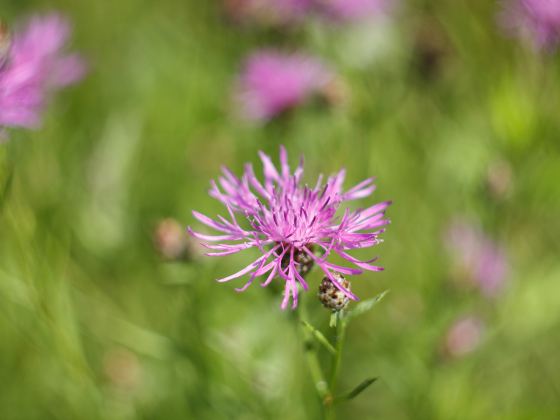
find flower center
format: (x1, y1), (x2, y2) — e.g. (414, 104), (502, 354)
(280, 244), (315, 277)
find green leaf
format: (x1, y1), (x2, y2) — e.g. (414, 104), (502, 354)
(301, 320), (337, 355)
(347, 290), (389, 321)
(329, 312), (338, 328)
(336, 377), (378, 403)
(0, 166), (14, 212)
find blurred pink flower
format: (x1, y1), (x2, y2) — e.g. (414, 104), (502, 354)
(501, 0), (560, 49)
(235, 50), (333, 121)
(445, 220), (509, 298)
(319, 0), (392, 23)
(0, 14), (86, 133)
(224, 0), (314, 27)
(443, 315), (484, 358)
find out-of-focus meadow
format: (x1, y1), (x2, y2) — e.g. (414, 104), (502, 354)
(2, 0), (560, 419)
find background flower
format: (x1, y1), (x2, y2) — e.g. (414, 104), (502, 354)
(235, 50), (333, 121)
(0, 14), (85, 131)
(500, 0), (560, 49)
(445, 220), (509, 298)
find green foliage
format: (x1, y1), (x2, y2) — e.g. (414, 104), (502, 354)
(335, 377), (378, 403)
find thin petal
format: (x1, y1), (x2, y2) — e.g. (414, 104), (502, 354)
(187, 227), (238, 242)
(280, 282), (291, 310)
(336, 250), (384, 271)
(279, 145), (290, 180)
(258, 150), (280, 182)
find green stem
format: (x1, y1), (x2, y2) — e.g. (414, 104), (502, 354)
(329, 312), (347, 394)
(297, 302), (333, 418)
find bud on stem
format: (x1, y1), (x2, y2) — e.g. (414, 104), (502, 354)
(318, 272), (351, 312)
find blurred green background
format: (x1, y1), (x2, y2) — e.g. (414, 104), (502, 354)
(2, 0), (560, 419)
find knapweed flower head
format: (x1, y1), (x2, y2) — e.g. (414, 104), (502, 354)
(224, 0), (314, 27)
(445, 220), (509, 298)
(318, 0), (393, 23)
(235, 50), (333, 121)
(189, 146), (391, 309)
(500, 0), (560, 49)
(0, 14), (86, 133)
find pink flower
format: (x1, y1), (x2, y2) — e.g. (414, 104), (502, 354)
(501, 0), (560, 49)
(189, 146), (391, 309)
(235, 50), (333, 121)
(445, 220), (509, 298)
(0, 14), (86, 133)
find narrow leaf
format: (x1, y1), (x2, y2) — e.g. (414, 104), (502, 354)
(347, 290), (389, 321)
(301, 321), (336, 355)
(0, 167), (14, 210)
(336, 377), (378, 402)
(329, 312), (338, 328)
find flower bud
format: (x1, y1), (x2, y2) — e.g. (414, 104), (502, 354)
(318, 272), (350, 311)
(154, 218), (196, 261)
(442, 315), (484, 359)
(319, 77), (350, 108)
(486, 160), (513, 200)
(103, 347), (142, 392)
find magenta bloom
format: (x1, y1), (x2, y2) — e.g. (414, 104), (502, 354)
(445, 220), (509, 298)
(189, 147), (390, 309)
(501, 0), (560, 49)
(319, 0), (392, 23)
(0, 14), (86, 132)
(235, 50), (333, 121)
